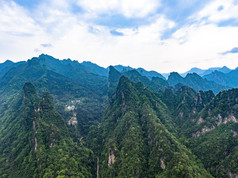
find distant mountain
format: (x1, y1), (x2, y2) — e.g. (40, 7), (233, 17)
(80, 61), (108, 77)
(167, 72), (184, 86)
(112, 64), (165, 80)
(204, 68), (238, 88)
(135, 67), (166, 80)
(0, 60), (13, 71)
(108, 67), (226, 95)
(161, 73), (170, 79)
(212, 66), (231, 74)
(112, 65), (133, 72)
(181, 66), (231, 77)
(168, 72), (227, 94)
(181, 67), (207, 77)
(0, 60), (25, 78)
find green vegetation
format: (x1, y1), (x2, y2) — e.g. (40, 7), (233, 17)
(0, 83), (94, 177)
(99, 76), (211, 177)
(0, 55), (237, 177)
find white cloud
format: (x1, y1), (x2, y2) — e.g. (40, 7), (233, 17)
(0, 0), (238, 73)
(160, 23), (238, 72)
(195, 0), (238, 23)
(0, 1), (40, 36)
(76, 0), (161, 18)
(0, 1), (48, 61)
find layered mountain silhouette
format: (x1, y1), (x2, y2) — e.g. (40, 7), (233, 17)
(112, 65), (166, 80)
(0, 54), (237, 178)
(167, 72), (228, 94)
(180, 66), (231, 77)
(204, 68), (238, 88)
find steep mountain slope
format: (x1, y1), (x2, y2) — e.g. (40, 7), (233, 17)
(185, 89), (238, 177)
(158, 86), (215, 133)
(99, 76), (211, 177)
(168, 72), (227, 94)
(158, 86), (238, 177)
(108, 66), (123, 98)
(0, 83), (94, 177)
(162, 87), (238, 177)
(167, 72), (184, 86)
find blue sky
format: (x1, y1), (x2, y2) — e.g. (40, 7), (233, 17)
(0, 0), (238, 73)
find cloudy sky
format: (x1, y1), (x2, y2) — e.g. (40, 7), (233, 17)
(0, 0), (238, 73)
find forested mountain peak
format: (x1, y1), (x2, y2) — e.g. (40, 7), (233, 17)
(168, 72), (184, 86)
(0, 83), (94, 177)
(100, 75), (212, 177)
(1, 59), (13, 64)
(185, 72), (201, 79)
(168, 72), (183, 79)
(117, 75), (131, 89)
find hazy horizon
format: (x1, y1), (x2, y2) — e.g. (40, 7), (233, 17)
(1, 53), (237, 74)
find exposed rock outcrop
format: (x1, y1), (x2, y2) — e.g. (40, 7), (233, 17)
(108, 149), (115, 167)
(160, 158), (166, 170)
(68, 113), (78, 125)
(34, 137), (38, 153)
(197, 117), (204, 125)
(192, 125), (215, 137)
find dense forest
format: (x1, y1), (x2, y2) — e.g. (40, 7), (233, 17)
(0, 54), (237, 177)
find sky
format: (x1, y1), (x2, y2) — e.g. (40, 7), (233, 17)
(0, 0), (238, 73)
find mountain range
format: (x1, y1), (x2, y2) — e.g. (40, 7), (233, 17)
(180, 66), (232, 77)
(0, 54), (237, 177)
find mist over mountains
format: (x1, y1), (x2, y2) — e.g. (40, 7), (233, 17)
(0, 54), (237, 178)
